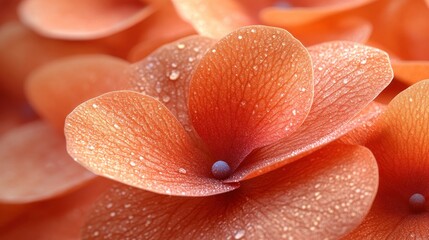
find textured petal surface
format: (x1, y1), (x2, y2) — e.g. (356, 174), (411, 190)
(0, 121), (95, 203)
(345, 80), (429, 238)
(0, 178), (113, 240)
(82, 144), (378, 240)
(260, 0), (376, 27)
(26, 54), (130, 131)
(172, 0), (254, 38)
(0, 22), (106, 101)
(65, 91), (237, 196)
(18, 0), (154, 40)
(126, 35), (215, 139)
(189, 26), (313, 170)
(230, 41), (393, 181)
(392, 60), (429, 85)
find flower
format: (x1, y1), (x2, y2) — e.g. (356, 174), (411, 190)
(343, 79), (429, 238)
(65, 25), (393, 238)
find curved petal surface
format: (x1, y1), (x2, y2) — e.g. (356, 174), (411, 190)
(260, 0), (376, 27)
(26, 54), (130, 131)
(65, 91), (238, 196)
(0, 121), (95, 203)
(18, 0), (155, 40)
(82, 144), (377, 239)
(230, 41), (392, 181)
(0, 178), (113, 240)
(189, 26), (313, 170)
(172, 0), (254, 38)
(345, 80), (429, 239)
(392, 60), (429, 85)
(126, 35), (215, 139)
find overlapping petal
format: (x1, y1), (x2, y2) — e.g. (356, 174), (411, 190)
(25, 54), (130, 130)
(65, 91), (238, 196)
(392, 60), (429, 85)
(0, 178), (112, 239)
(126, 35), (215, 139)
(260, 0), (376, 27)
(189, 26), (314, 170)
(172, 0), (255, 38)
(229, 41), (393, 181)
(345, 80), (429, 238)
(82, 144), (378, 239)
(0, 121), (95, 203)
(18, 0), (155, 40)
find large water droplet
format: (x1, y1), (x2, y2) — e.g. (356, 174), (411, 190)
(169, 70), (180, 81)
(234, 229), (245, 239)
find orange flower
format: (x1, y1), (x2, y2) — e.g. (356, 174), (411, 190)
(65, 26), (393, 238)
(344, 80), (429, 238)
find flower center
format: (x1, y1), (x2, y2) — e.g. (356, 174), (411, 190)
(408, 193), (426, 213)
(211, 160), (231, 180)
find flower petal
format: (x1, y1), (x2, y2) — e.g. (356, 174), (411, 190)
(128, 1), (196, 62)
(288, 17), (372, 46)
(126, 35), (215, 140)
(392, 60), (429, 85)
(18, 0), (155, 40)
(0, 178), (112, 239)
(26, 54), (130, 131)
(260, 0), (376, 27)
(346, 80), (429, 238)
(82, 144), (377, 239)
(189, 26), (313, 170)
(65, 91), (238, 196)
(230, 41), (392, 181)
(0, 121), (95, 203)
(0, 22), (106, 101)
(171, 0), (254, 38)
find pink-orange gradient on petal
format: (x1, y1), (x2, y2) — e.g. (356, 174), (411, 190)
(345, 80), (429, 238)
(0, 178), (113, 240)
(82, 144), (378, 239)
(26, 54), (131, 131)
(65, 91), (238, 197)
(392, 60), (429, 85)
(228, 41), (393, 181)
(18, 0), (155, 40)
(189, 26), (313, 171)
(260, 0), (376, 27)
(0, 121), (95, 203)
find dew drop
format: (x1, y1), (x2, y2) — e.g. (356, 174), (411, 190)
(162, 95), (171, 103)
(234, 229), (245, 239)
(171, 62), (178, 68)
(110, 212), (116, 217)
(343, 79), (349, 84)
(92, 103), (98, 109)
(178, 168), (187, 174)
(292, 109), (297, 116)
(251, 28), (256, 33)
(169, 70), (180, 80)
(409, 193), (426, 213)
(114, 124), (120, 129)
(238, 35), (243, 40)
(177, 43), (185, 49)
(360, 59), (367, 64)
(188, 56), (195, 62)
(93, 231), (99, 237)
(211, 49), (217, 53)
(129, 161), (136, 167)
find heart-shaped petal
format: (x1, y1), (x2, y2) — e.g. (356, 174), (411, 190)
(189, 26), (313, 170)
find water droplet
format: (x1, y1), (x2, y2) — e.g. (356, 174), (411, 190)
(169, 70), (180, 80)
(272, 34), (277, 39)
(360, 59), (367, 64)
(343, 79), (349, 84)
(188, 56), (195, 62)
(124, 203), (131, 208)
(162, 95), (171, 103)
(93, 231), (99, 237)
(166, 189), (171, 195)
(252, 65), (258, 71)
(238, 35), (243, 40)
(240, 101), (246, 107)
(171, 62), (177, 68)
(292, 109), (297, 116)
(110, 212), (116, 217)
(178, 168), (187, 174)
(177, 43), (185, 49)
(114, 124), (120, 129)
(251, 29), (256, 33)
(409, 97), (413, 102)
(129, 161), (136, 167)
(106, 203), (113, 208)
(211, 49), (216, 53)
(92, 103), (98, 109)
(234, 229), (245, 239)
